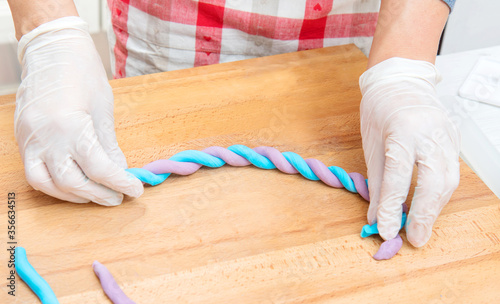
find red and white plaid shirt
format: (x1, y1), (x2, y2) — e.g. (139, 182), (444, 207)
(107, 0), (380, 78)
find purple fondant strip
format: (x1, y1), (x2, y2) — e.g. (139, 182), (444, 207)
(253, 146), (300, 173)
(93, 261), (136, 304)
(402, 203), (409, 214)
(203, 146), (252, 166)
(373, 235), (403, 260)
(372, 204), (409, 260)
(348, 172), (370, 201)
(142, 160), (202, 175)
(304, 158), (343, 188)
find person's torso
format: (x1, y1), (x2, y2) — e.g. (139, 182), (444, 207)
(107, 0), (380, 78)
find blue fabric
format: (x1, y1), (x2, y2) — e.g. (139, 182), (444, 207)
(442, 0), (456, 11)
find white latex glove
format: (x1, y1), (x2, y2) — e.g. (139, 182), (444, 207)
(14, 17), (143, 206)
(359, 57), (460, 247)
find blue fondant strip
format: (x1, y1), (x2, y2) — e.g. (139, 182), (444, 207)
(360, 212), (407, 238)
(15, 247), (59, 304)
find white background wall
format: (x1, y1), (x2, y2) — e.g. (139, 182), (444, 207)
(1, 0), (500, 94)
(0, 0), (111, 95)
(0, 0), (20, 94)
(440, 0), (500, 54)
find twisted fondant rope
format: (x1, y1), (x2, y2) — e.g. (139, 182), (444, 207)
(126, 145), (407, 260)
(13, 146), (402, 304)
(126, 145), (370, 201)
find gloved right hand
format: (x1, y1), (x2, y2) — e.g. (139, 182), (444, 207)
(14, 16), (143, 206)
(359, 57), (461, 247)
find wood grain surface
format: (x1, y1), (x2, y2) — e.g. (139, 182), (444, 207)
(1, 45), (499, 303)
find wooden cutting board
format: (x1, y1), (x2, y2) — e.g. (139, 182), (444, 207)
(1, 44), (499, 303)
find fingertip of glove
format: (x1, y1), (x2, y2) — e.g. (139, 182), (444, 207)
(125, 173), (144, 198)
(93, 192), (124, 207)
(70, 197), (91, 204)
(406, 222), (431, 247)
(128, 185), (144, 198)
(377, 216), (401, 241)
(95, 199), (122, 207)
(367, 207), (378, 225)
(379, 228), (399, 242)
